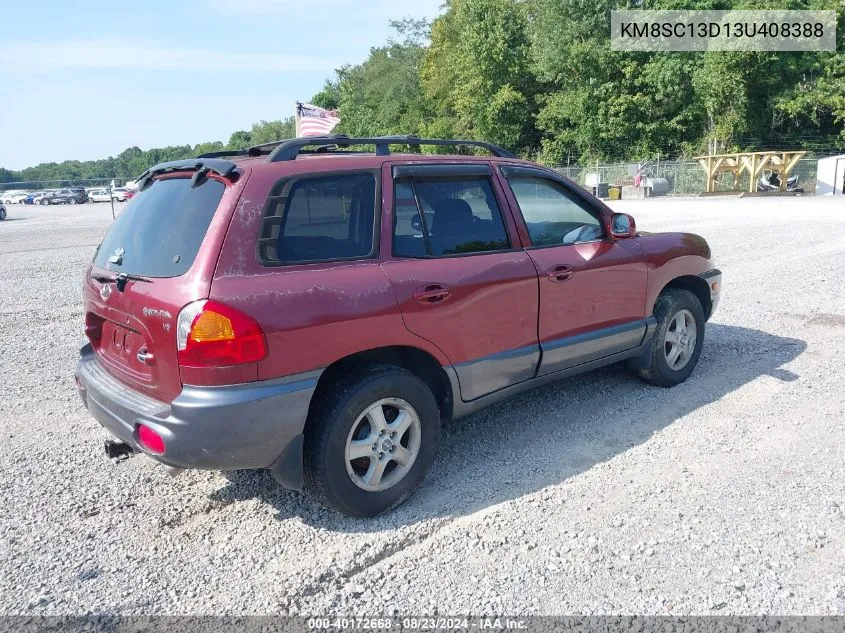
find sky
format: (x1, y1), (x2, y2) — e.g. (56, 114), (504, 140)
(0, 0), (445, 170)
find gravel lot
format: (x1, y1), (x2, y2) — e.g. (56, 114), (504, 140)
(0, 196), (843, 616)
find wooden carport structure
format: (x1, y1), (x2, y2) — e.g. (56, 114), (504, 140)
(694, 151), (807, 193)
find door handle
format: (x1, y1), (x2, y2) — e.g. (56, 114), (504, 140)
(546, 265), (574, 282)
(414, 284), (451, 304)
(136, 348), (155, 365)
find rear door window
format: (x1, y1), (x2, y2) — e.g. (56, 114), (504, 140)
(393, 176), (510, 257)
(258, 172), (377, 264)
(92, 176), (225, 277)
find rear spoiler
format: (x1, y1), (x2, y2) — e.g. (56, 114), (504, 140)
(136, 158), (238, 190)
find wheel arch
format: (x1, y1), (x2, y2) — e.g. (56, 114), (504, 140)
(307, 345), (454, 426)
(657, 275), (712, 320)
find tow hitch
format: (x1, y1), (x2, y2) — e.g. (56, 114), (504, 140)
(104, 439), (135, 462)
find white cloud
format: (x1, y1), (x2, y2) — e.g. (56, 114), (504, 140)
(0, 39), (344, 74)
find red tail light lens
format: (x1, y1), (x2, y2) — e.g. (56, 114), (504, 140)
(137, 424), (165, 454)
(176, 300), (267, 367)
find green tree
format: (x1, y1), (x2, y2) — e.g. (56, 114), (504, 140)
(243, 119), (297, 145)
(311, 80), (341, 111)
(319, 19), (432, 138)
(227, 130), (253, 150)
(422, 0), (539, 152)
(530, 0), (709, 162)
(774, 4), (845, 142)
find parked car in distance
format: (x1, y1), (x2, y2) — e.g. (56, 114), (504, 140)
(45, 188), (88, 205)
(75, 135), (722, 517)
(1, 191), (29, 204)
(31, 191), (54, 205)
(88, 189), (112, 203)
(110, 187), (134, 202)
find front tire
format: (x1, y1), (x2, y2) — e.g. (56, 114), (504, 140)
(634, 288), (705, 387)
(304, 365), (441, 517)
(0, 208), (6, 220)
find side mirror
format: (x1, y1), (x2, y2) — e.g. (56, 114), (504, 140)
(610, 213), (636, 239)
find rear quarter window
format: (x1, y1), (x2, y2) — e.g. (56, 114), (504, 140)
(258, 172), (377, 265)
(93, 176), (225, 277)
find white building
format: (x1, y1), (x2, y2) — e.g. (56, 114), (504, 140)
(815, 155), (845, 196)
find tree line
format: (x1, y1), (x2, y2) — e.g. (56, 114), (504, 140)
(2, 0), (843, 186)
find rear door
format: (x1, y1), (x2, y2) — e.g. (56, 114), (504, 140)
(497, 165), (647, 375)
(83, 173), (239, 402)
(380, 162), (540, 402)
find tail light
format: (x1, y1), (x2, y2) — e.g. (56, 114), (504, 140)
(176, 300), (267, 367)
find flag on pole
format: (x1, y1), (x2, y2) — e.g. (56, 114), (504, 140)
(295, 102), (341, 137)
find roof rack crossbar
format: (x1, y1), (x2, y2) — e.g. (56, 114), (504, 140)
(265, 135), (515, 162)
(196, 140), (287, 159)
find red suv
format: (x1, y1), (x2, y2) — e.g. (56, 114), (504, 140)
(75, 136), (721, 517)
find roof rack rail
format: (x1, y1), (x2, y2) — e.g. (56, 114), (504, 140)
(196, 149), (249, 159)
(196, 141), (285, 159)
(264, 135), (515, 162)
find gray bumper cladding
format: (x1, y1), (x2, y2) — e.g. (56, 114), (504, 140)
(75, 346), (319, 487)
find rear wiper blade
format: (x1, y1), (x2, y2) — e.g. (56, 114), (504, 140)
(92, 272), (151, 292)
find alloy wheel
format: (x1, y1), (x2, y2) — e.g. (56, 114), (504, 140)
(344, 397), (422, 492)
(664, 309), (697, 370)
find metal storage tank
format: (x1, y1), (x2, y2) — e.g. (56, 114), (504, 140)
(816, 155), (845, 196)
(643, 177), (670, 196)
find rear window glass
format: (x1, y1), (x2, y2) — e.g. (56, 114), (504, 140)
(93, 177), (225, 277)
(258, 172), (376, 264)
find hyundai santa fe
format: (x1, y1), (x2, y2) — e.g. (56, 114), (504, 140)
(75, 135), (721, 517)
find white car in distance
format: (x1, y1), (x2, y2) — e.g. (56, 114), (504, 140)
(110, 187), (133, 202)
(1, 192), (29, 204)
(87, 189), (112, 203)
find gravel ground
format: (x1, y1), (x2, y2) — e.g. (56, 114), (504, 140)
(0, 196), (843, 616)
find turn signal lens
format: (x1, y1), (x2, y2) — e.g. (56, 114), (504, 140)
(190, 310), (236, 342)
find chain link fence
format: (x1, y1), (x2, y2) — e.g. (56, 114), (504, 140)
(0, 177), (129, 199)
(553, 157), (823, 196)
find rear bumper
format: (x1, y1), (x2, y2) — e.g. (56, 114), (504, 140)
(699, 268), (721, 319)
(75, 345), (320, 489)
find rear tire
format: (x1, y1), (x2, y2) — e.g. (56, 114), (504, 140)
(69, 198), (76, 205)
(303, 365), (441, 517)
(0, 208), (6, 221)
(634, 288), (705, 388)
